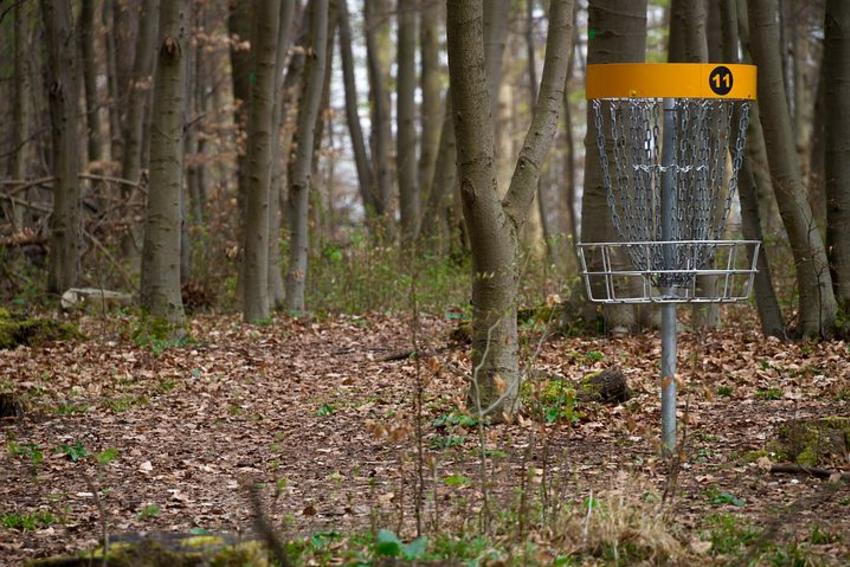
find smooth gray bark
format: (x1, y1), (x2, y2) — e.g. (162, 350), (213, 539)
(41, 0), (82, 294)
(824, 0), (850, 317)
(364, 0), (392, 220)
(268, 0), (298, 311)
(721, 0), (786, 338)
(242, 0), (282, 322)
(397, 5), (419, 244)
(140, 0), (188, 325)
(581, 0), (648, 334)
(448, 0), (572, 417)
(338, 0), (377, 215)
(418, 1), (442, 208)
(748, 0), (837, 338)
(80, 0), (103, 165)
(285, 0), (329, 313)
(120, 0), (160, 260)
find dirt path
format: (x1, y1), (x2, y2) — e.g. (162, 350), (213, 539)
(1, 313), (848, 564)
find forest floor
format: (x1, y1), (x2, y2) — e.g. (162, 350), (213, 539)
(1, 308), (849, 565)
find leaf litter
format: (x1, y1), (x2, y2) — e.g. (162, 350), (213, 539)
(0, 310), (848, 564)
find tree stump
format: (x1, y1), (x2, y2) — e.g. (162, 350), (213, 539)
(576, 367), (631, 404)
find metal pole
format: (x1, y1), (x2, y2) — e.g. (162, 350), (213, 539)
(660, 98), (677, 457)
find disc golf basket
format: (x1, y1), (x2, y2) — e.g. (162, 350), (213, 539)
(578, 63), (758, 456)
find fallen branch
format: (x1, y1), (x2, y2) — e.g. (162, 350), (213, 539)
(769, 463), (850, 481)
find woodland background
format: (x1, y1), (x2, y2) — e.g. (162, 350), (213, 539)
(1, 0), (849, 565)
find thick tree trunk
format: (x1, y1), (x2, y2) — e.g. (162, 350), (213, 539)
(285, 0), (329, 314)
(140, 0), (187, 325)
(241, 0), (282, 323)
(80, 0), (103, 166)
(338, 0), (377, 216)
(721, 0), (786, 338)
(41, 0), (82, 294)
(418, 1), (442, 209)
(120, 0), (160, 261)
(397, 5), (419, 244)
(581, 0), (647, 334)
(668, 0), (722, 329)
(824, 0), (850, 319)
(267, 0), (297, 311)
(448, 0), (572, 417)
(364, 0), (392, 221)
(748, 0), (837, 338)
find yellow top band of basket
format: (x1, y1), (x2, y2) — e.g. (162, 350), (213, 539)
(586, 63), (757, 100)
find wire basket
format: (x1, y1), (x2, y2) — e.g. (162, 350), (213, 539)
(578, 239), (760, 304)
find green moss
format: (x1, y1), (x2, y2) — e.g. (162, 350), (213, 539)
(27, 537), (271, 567)
(740, 448), (770, 463)
(775, 417), (850, 467)
(0, 311), (81, 350)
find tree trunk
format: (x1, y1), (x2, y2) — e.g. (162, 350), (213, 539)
(581, 0), (647, 334)
(338, 0), (377, 215)
(448, 0), (572, 417)
(364, 0), (392, 221)
(748, 0), (837, 338)
(41, 0), (82, 294)
(418, 1), (442, 209)
(103, 1), (123, 161)
(140, 0), (188, 325)
(668, 0), (722, 330)
(241, 0), (282, 323)
(9, 1), (31, 231)
(80, 0), (103, 166)
(419, 94), (458, 246)
(267, 0), (297, 311)
(397, 5), (419, 244)
(721, 0), (786, 338)
(120, 0), (160, 262)
(285, 0), (329, 314)
(824, 0), (850, 320)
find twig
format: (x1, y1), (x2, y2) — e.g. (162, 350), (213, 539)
(247, 482), (291, 567)
(83, 229), (138, 292)
(80, 468), (108, 567)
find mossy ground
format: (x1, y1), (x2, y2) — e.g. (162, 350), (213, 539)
(0, 308), (81, 350)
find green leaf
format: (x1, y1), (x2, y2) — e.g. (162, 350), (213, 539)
(402, 536), (428, 560)
(443, 474), (471, 487)
(189, 527), (211, 535)
(711, 491), (746, 507)
(316, 404), (336, 417)
(375, 529), (402, 557)
(61, 441), (89, 462)
(96, 447), (119, 465)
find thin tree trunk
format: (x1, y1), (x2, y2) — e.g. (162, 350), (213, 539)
(418, 1), (441, 210)
(448, 0), (572, 417)
(80, 0), (103, 166)
(242, 0), (282, 322)
(120, 0), (160, 262)
(285, 0), (329, 314)
(268, 0), (297, 311)
(721, 0), (786, 338)
(581, 0), (647, 334)
(824, 0), (850, 319)
(9, 1), (31, 231)
(419, 94), (457, 245)
(397, 5), (419, 244)
(364, 0), (392, 221)
(140, 0), (188, 325)
(41, 0), (82, 294)
(748, 0), (837, 338)
(338, 0), (377, 215)
(103, 1), (123, 160)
